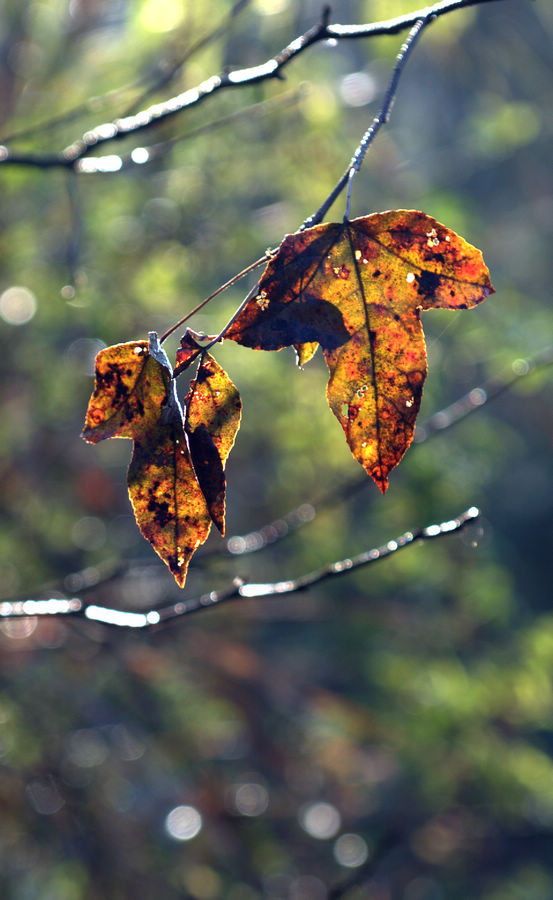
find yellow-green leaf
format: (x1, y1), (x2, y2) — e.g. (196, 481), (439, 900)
(82, 340), (170, 443)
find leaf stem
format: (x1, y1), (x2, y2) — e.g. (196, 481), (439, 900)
(159, 252), (272, 344)
(202, 279), (265, 351)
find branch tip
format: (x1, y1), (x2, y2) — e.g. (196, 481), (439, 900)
(321, 5), (332, 28)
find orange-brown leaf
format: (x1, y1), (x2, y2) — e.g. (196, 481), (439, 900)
(82, 340), (171, 443)
(127, 421), (212, 588)
(226, 211), (494, 491)
(185, 353), (242, 534)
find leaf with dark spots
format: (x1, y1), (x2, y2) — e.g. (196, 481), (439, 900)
(225, 227), (351, 352)
(128, 421), (212, 588)
(82, 340), (172, 443)
(185, 353), (241, 534)
(226, 211), (493, 492)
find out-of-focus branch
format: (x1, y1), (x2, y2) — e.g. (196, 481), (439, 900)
(6, 343), (546, 606)
(0, 0), (507, 171)
(0, 507), (479, 627)
(73, 86), (305, 176)
(120, 0), (251, 116)
(0, 0), (251, 146)
(413, 346), (553, 441)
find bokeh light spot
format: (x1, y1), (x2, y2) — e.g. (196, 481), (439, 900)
(254, 0), (289, 14)
(139, 0), (184, 32)
(71, 516), (107, 551)
(234, 781), (269, 816)
(300, 801), (341, 839)
(333, 832), (370, 867)
(67, 728), (109, 768)
(165, 804), (202, 841)
(0, 286), (37, 325)
(339, 71), (376, 107)
(0, 617), (37, 640)
(66, 338), (106, 376)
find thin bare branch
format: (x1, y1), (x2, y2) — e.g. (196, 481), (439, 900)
(344, 16), (429, 219)
(10, 342), (546, 607)
(159, 251), (272, 344)
(0, 1), (251, 145)
(307, 13), (430, 229)
(0, 507), (479, 627)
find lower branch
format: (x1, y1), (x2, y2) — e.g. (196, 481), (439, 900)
(0, 507), (479, 628)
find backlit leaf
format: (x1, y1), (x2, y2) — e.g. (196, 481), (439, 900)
(127, 420), (212, 588)
(226, 211), (494, 491)
(82, 340), (170, 443)
(185, 353), (242, 534)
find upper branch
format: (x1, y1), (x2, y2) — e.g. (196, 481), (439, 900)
(0, 0), (506, 172)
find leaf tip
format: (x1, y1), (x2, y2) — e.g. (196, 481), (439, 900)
(375, 474), (389, 494)
(172, 567), (188, 589)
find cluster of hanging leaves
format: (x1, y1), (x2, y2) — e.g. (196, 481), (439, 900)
(82, 334), (241, 586)
(83, 210), (493, 588)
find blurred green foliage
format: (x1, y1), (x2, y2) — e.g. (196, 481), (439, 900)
(0, 0), (552, 897)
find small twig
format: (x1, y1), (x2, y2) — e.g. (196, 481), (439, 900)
(202, 279), (267, 351)
(0, 507), (479, 627)
(64, 172), (84, 284)
(344, 16), (429, 220)
(306, 14), (431, 228)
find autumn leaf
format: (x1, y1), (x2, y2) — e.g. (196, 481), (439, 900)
(226, 211), (494, 492)
(185, 352), (242, 534)
(127, 419), (212, 588)
(82, 340), (171, 442)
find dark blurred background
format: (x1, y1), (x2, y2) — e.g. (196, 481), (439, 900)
(0, 1), (552, 897)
